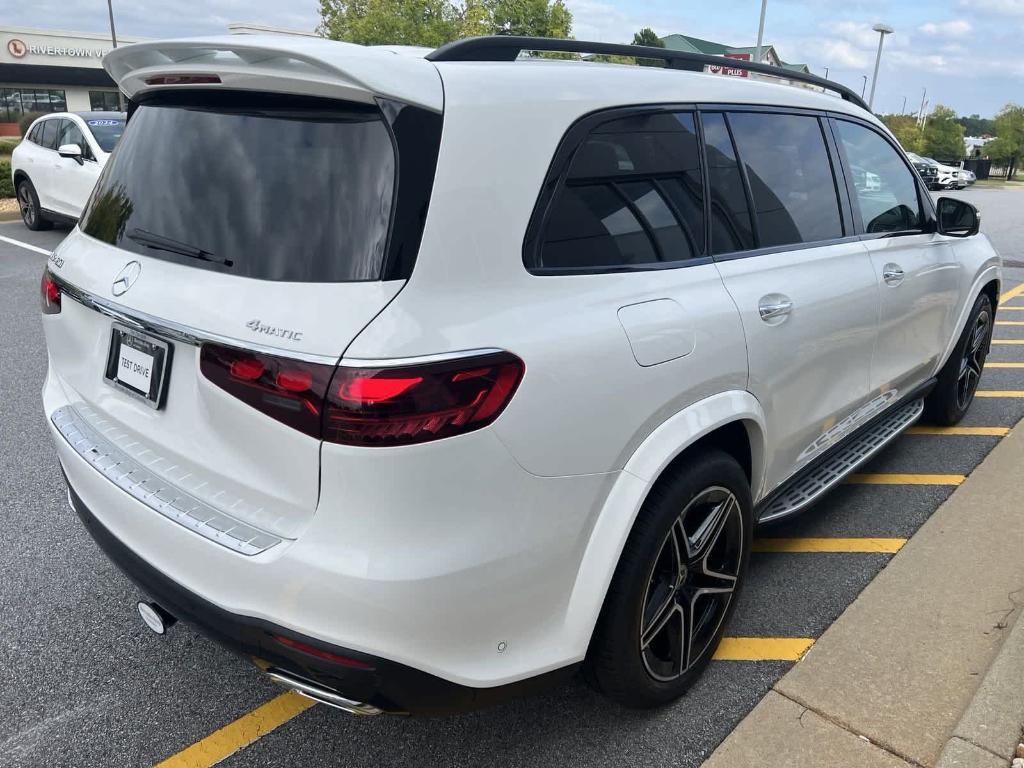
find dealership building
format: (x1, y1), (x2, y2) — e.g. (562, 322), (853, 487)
(0, 23), (316, 136)
(0, 26), (146, 135)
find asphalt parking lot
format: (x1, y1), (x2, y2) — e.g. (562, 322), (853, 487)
(2, 186), (1023, 768)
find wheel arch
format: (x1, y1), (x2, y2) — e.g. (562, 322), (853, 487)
(562, 390), (767, 659)
(935, 264), (1002, 375)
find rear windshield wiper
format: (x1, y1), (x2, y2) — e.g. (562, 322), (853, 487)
(127, 228), (233, 267)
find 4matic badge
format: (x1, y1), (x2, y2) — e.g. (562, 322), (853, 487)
(246, 319), (304, 342)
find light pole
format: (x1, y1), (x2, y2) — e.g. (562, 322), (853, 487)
(861, 75), (868, 99)
(106, 0), (125, 111)
(823, 66), (829, 79)
(868, 23), (894, 111)
(754, 0), (768, 64)
(901, 95), (907, 114)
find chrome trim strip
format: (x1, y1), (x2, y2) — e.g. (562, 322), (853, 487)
(53, 276), (507, 370)
(52, 404), (283, 555)
(52, 276), (340, 366)
(339, 348), (507, 368)
(267, 669), (384, 715)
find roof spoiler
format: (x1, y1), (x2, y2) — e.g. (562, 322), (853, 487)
(103, 36), (443, 112)
(427, 36), (870, 112)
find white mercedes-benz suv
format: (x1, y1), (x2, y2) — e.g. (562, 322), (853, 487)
(42, 35), (1001, 715)
(13, 111), (126, 230)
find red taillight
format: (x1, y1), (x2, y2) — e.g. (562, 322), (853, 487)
(337, 376), (422, 404)
(272, 635), (374, 670)
(144, 74), (222, 86)
(200, 345), (524, 447)
(200, 344), (335, 437)
(325, 352), (525, 447)
(41, 269), (61, 314)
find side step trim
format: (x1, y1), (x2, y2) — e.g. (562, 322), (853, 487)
(757, 398), (925, 524)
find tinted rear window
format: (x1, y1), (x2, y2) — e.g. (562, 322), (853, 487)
(81, 93), (396, 282)
(537, 112), (706, 270)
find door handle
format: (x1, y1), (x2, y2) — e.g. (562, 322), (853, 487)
(758, 294), (793, 322)
(882, 263), (905, 286)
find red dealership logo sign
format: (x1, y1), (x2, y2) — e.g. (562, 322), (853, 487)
(7, 39), (27, 58)
(706, 52), (751, 77)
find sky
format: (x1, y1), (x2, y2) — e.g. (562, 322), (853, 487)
(7, 0), (1023, 118)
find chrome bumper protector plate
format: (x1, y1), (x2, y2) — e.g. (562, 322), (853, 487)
(52, 404), (282, 555)
(758, 398), (925, 523)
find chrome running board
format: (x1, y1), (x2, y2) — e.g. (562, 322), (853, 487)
(267, 669), (384, 715)
(757, 398), (925, 524)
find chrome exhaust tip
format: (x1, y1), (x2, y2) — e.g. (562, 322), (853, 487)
(137, 601), (177, 635)
(267, 669), (383, 716)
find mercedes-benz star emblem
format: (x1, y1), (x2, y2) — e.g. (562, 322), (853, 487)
(112, 261), (142, 296)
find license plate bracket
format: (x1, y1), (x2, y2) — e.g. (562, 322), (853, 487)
(103, 323), (172, 409)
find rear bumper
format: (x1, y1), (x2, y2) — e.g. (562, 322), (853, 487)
(66, 479), (578, 715)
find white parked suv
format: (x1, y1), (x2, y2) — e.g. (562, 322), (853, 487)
(12, 111), (125, 230)
(42, 35), (1001, 715)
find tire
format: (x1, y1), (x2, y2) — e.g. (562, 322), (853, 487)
(16, 178), (53, 232)
(925, 292), (993, 425)
(586, 450), (753, 708)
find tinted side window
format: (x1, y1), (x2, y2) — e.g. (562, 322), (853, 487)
(702, 113), (755, 255)
(834, 120), (922, 234)
(728, 112), (844, 248)
(27, 122), (42, 144)
(538, 112), (705, 270)
(58, 120), (90, 158)
(39, 119), (60, 150)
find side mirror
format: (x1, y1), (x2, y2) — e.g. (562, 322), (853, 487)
(936, 197), (980, 237)
(57, 144), (83, 165)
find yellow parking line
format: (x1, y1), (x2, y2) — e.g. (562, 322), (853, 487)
(975, 390), (1024, 397)
(846, 473), (965, 485)
(986, 362), (1024, 368)
(996, 321), (1024, 326)
(1000, 282), (1024, 305)
(154, 691), (314, 768)
(714, 637), (814, 661)
(753, 537), (906, 553)
(907, 425), (1010, 436)
(991, 340), (1024, 345)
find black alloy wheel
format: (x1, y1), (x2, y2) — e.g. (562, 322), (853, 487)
(956, 306), (991, 411)
(639, 486), (744, 681)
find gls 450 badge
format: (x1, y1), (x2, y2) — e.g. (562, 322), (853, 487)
(246, 319), (304, 342)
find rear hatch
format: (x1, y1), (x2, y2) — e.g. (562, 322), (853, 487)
(44, 85), (440, 544)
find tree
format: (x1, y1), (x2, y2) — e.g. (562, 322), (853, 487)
(319, 0), (572, 47)
(921, 104), (965, 160)
(631, 27), (664, 67)
(990, 103), (1024, 179)
(957, 114), (996, 137)
(881, 114), (923, 153)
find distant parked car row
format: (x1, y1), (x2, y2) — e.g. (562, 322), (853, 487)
(11, 111), (125, 230)
(906, 152), (973, 190)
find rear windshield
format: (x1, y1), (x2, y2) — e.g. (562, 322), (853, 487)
(81, 92), (396, 282)
(85, 118), (125, 152)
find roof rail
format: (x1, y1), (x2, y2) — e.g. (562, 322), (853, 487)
(426, 36), (870, 112)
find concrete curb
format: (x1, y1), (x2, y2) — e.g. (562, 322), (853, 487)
(704, 419), (1024, 768)
(935, 604), (1024, 767)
